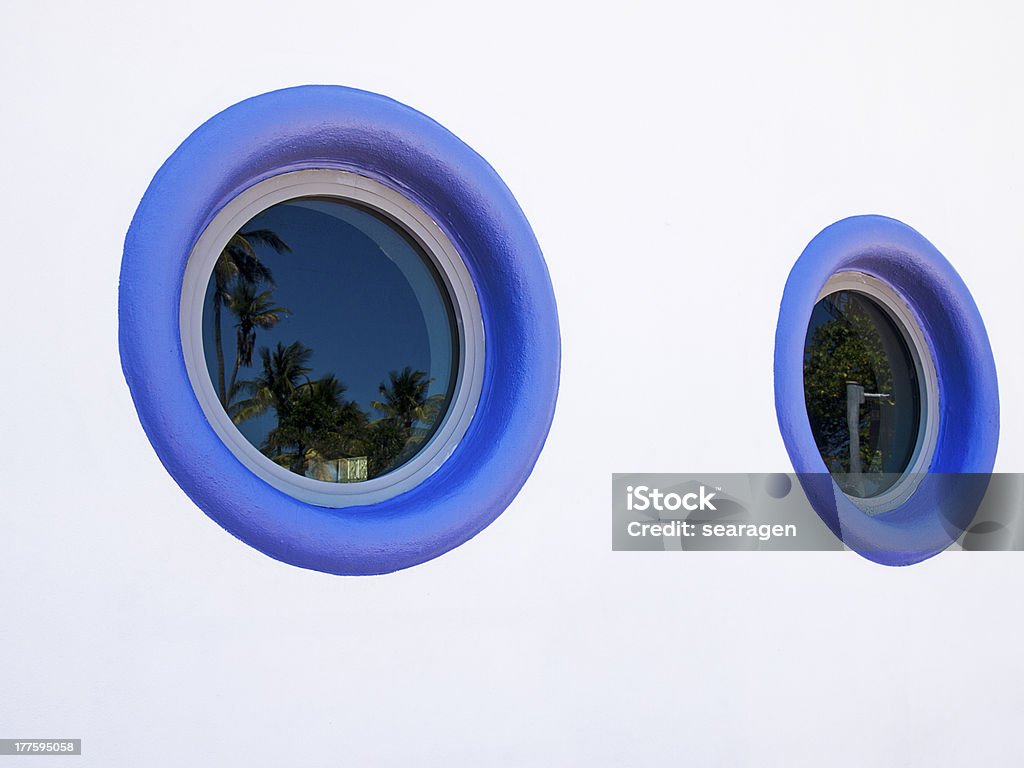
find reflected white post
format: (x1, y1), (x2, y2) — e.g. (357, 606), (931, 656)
(847, 382), (865, 495)
(846, 380), (891, 497)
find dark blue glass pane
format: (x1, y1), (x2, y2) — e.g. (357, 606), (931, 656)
(202, 198), (457, 482)
(803, 291), (921, 498)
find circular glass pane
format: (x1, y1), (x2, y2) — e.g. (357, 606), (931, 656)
(200, 197), (458, 483)
(803, 290), (921, 498)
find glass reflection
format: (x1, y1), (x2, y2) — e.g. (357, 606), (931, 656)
(803, 290), (921, 498)
(202, 198), (457, 483)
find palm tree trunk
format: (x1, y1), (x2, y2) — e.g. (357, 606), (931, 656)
(214, 296), (226, 405)
(227, 350), (242, 408)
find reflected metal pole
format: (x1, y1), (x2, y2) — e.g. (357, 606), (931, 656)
(846, 381), (890, 496)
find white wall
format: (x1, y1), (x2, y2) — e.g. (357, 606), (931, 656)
(2, 1), (1023, 765)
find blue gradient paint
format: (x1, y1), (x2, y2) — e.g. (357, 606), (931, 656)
(120, 86), (561, 575)
(775, 215), (999, 566)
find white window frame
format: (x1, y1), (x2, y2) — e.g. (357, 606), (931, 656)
(179, 169), (485, 508)
(811, 271), (940, 515)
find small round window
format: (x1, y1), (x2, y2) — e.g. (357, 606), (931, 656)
(776, 215), (996, 564)
(180, 170), (484, 508)
(802, 272), (938, 510)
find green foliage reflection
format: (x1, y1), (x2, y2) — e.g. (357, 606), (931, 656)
(803, 292), (896, 480)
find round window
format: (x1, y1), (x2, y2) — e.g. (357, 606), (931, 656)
(121, 85), (560, 575)
(775, 216), (998, 565)
(804, 290), (920, 496)
(180, 170), (484, 508)
(801, 272), (937, 511)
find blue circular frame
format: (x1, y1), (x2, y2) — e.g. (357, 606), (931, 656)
(775, 215), (999, 566)
(120, 86), (560, 575)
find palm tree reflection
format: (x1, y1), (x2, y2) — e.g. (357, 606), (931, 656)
(212, 229), (291, 406)
(224, 341), (444, 483)
(211, 222), (450, 483)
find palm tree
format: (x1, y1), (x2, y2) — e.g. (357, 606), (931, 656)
(369, 368), (448, 476)
(223, 280), (290, 405)
(364, 418), (407, 478)
(212, 229), (290, 405)
(230, 341), (313, 425)
(372, 367), (433, 432)
(262, 374), (365, 476)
